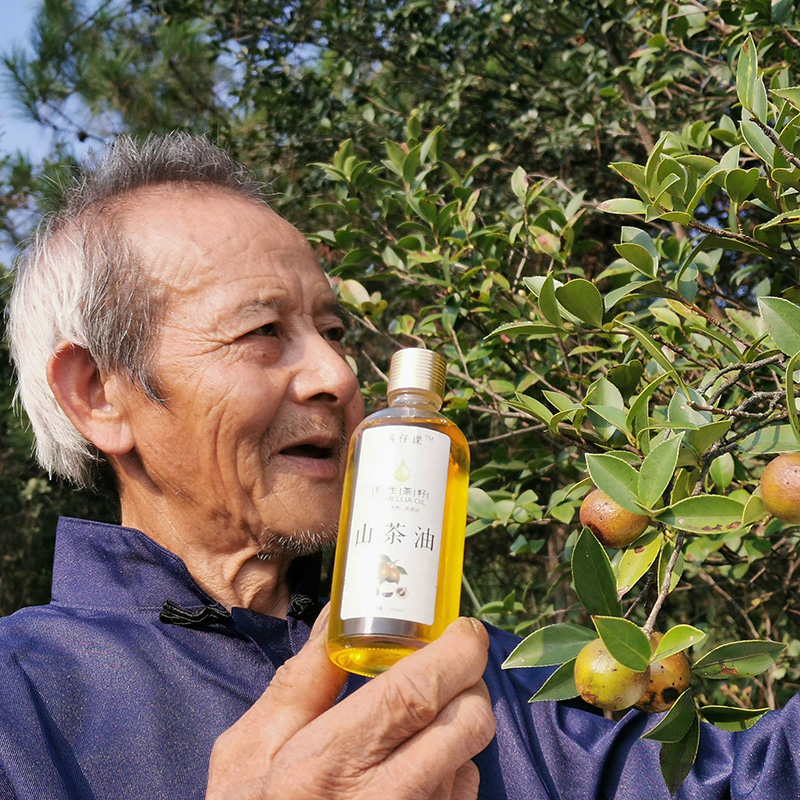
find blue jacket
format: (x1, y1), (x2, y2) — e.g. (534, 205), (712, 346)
(0, 517), (797, 799)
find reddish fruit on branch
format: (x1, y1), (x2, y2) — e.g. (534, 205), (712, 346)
(760, 453), (800, 524)
(579, 488), (650, 548)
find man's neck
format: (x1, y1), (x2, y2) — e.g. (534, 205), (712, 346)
(119, 495), (293, 617)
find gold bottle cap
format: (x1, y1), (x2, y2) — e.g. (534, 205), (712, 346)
(387, 348), (447, 406)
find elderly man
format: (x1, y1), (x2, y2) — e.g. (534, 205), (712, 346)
(1, 133), (798, 800)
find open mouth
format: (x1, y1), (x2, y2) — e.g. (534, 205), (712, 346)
(280, 443), (335, 460)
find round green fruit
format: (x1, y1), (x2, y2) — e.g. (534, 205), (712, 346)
(579, 488), (650, 548)
(574, 638), (650, 712)
(634, 633), (691, 714)
(760, 453), (800, 524)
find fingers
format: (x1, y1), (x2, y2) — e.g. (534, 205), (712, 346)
(378, 676), (495, 798)
(268, 678), (494, 800)
(264, 616), (494, 798)
(207, 603), (348, 796)
(209, 615), (494, 800)
(238, 603), (348, 761)
(332, 617), (490, 757)
(452, 763), (482, 800)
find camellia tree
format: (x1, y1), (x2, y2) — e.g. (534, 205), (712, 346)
(310, 31), (800, 793)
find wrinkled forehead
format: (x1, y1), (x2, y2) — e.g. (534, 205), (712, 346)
(118, 184), (322, 293)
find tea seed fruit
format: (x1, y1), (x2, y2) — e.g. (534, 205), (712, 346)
(579, 488), (650, 549)
(634, 633), (691, 714)
(760, 453), (800, 524)
(574, 638), (650, 711)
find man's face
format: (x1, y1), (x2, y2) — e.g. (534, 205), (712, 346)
(115, 187), (364, 557)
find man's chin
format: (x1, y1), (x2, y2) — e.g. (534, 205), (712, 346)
(255, 525), (337, 561)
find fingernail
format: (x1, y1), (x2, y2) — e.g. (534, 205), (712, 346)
(467, 616), (488, 642)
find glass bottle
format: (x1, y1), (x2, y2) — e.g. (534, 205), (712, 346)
(327, 347), (470, 677)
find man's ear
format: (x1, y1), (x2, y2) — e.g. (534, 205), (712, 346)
(47, 341), (135, 456)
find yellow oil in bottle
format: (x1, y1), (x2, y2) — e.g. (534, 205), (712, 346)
(327, 349), (470, 678)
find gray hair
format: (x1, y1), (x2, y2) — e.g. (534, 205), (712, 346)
(7, 132), (267, 488)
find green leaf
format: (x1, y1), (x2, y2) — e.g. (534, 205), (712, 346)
(384, 140), (407, 176)
(539, 273), (564, 327)
(586, 377), (625, 411)
(698, 705), (768, 731)
(742, 491), (768, 527)
(627, 374), (669, 434)
(724, 167), (760, 204)
(619, 323), (688, 394)
(785, 351), (800, 446)
(338, 279), (371, 309)
(586, 405), (631, 439)
(467, 487), (496, 519)
(555, 280), (604, 326)
(402, 143), (421, 185)
(528, 658), (580, 702)
(585, 453), (644, 514)
(511, 393), (554, 424)
(642, 689), (696, 742)
(616, 531), (662, 597)
(739, 424), (800, 454)
(607, 360), (643, 397)
(610, 162), (648, 192)
(668, 389), (710, 429)
(693, 640), (785, 679)
(754, 207), (800, 230)
(511, 166), (528, 200)
(645, 133), (670, 191)
(741, 117), (775, 166)
(638, 434), (683, 509)
(687, 420), (732, 455)
(696, 233), (771, 258)
(597, 198), (648, 215)
(758, 296), (800, 355)
(571, 528), (622, 617)
(772, 86), (800, 108)
(656, 495), (744, 534)
(709, 451), (735, 489)
(653, 626), (708, 661)
(615, 242), (657, 278)
(658, 538), (684, 594)
(659, 715), (701, 795)
(503, 624), (597, 669)
(485, 321), (562, 340)
(593, 616), (651, 671)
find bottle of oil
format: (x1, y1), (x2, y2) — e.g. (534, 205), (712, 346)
(327, 347), (470, 677)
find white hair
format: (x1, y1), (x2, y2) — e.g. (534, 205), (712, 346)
(7, 132), (266, 487)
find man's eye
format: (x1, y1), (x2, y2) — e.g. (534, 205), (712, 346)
(323, 326), (345, 343)
(253, 322), (279, 337)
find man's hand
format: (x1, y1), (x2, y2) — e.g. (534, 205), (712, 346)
(206, 608), (495, 800)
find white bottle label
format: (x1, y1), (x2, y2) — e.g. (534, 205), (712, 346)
(340, 424), (451, 625)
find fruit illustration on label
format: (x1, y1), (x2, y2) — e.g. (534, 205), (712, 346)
(377, 555), (408, 598)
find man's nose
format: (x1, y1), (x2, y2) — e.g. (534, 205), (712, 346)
(291, 332), (360, 407)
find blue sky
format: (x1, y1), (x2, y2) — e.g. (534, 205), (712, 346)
(0, 0), (54, 160)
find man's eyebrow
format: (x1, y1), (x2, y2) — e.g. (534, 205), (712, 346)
(323, 301), (352, 327)
(232, 298), (351, 327)
(233, 298), (282, 319)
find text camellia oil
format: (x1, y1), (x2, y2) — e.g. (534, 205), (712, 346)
(327, 348), (470, 677)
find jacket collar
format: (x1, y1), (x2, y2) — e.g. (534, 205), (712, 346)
(50, 516), (321, 618)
